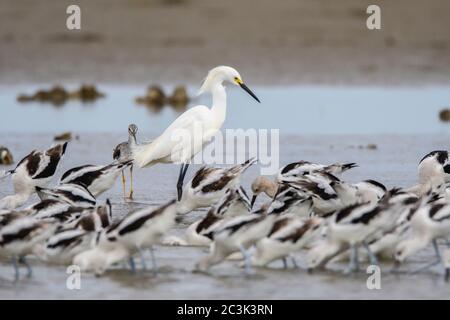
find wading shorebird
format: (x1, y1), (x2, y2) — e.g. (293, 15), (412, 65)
(132, 66), (260, 201)
(0, 142), (68, 210)
(113, 124), (138, 199)
(60, 161), (133, 197)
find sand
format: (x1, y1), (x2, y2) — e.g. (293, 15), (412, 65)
(1, 0), (450, 85)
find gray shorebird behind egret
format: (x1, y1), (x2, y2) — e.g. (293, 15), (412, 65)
(113, 124), (138, 199)
(132, 66), (260, 201)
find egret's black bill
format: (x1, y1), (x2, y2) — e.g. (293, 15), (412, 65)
(239, 83), (260, 103)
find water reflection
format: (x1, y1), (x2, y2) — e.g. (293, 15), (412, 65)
(135, 85), (189, 114)
(0, 85), (449, 135)
(16, 85), (105, 107)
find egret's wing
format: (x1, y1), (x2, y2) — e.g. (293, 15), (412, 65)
(134, 106), (213, 167)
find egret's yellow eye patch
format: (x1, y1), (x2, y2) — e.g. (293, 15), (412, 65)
(234, 77), (243, 85)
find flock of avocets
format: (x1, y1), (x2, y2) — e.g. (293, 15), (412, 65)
(0, 140), (449, 281)
(0, 65), (449, 283)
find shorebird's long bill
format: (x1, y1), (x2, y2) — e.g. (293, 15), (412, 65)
(239, 83), (260, 103)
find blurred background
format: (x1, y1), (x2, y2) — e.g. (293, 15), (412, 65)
(0, 0), (449, 134)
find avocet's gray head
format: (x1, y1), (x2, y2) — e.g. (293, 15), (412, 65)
(199, 66), (260, 103)
(128, 124), (138, 137)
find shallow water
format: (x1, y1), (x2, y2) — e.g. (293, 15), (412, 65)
(0, 85), (449, 134)
(0, 133), (449, 299)
(0, 85), (449, 299)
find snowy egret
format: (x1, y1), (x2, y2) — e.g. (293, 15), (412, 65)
(132, 66), (260, 201)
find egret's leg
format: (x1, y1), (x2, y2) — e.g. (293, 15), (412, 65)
(11, 255), (19, 282)
(149, 246), (158, 276)
(19, 256), (32, 278)
(139, 249), (147, 271)
(239, 245), (252, 275)
(121, 171), (126, 199)
(363, 241), (378, 266)
(128, 256), (136, 274)
(282, 257), (288, 269)
(176, 163), (190, 201)
(411, 239), (441, 274)
(176, 164), (185, 201)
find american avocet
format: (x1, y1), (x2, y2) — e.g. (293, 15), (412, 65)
(394, 202), (450, 272)
(113, 124), (138, 199)
(250, 176), (279, 207)
(36, 183), (96, 208)
(291, 178), (342, 216)
(265, 186), (313, 217)
(182, 187), (251, 246)
(73, 199), (112, 231)
(177, 158), (256, 214)
(307, 195), (399, 273)
(0, 142), (68, 210)
(132, 66), (260, 201)
(277, 161), (357, 183)
(407, 150), (448, 196)
(60, 161), (133, 197)
(196, 211), (278, 274)
(27, 199), (85, 223)
(43, 228), (94, 264)
(367, 195), (419, 260)
(74, 200), (177, 275)
(251, 217), (322, 268)
(0, 216), (56, 281)
(330, 179), (386, 206)
(354, 180), (386, 203)
(444, 164), (450, 183)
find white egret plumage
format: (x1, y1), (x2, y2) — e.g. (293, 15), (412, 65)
(132, 66), (260, 201)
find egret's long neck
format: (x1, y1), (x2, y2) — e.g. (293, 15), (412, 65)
(210, 83), (227, 127)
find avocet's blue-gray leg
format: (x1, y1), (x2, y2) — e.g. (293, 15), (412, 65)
(149, 246), (158, 276)
(128, 256), (136, 274)
(344, 244), (359, 274)
(363, 241), (378, 265)
(289, 255), (299, 269)
(18, 256), (32, 278)
(150, 247), (158, 276)
(139, 249), (147, 271)
(412, 239), (441, 274)
(282, 257), (288, 269)
(239, 245), (252, 275)
(11, 255), (19, 282)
